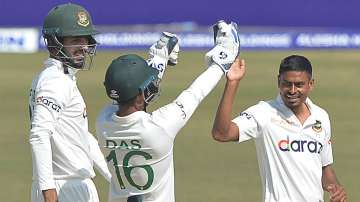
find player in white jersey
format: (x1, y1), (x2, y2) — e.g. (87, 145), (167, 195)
(212, 55), (347, 202)
(96, 21), (241, 202)
(29, 3), (111, 202)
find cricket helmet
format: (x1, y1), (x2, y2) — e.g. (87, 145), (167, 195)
(104, 54), (161, 104)
(42, 3), (99, 70)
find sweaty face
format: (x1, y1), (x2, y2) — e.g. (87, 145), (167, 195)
(62, 37), (90, 68)
(278, 71), (314, 110)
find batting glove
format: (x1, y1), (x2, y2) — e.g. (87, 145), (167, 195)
(205, 20), (240, 73)
(148, 32), (179, 79)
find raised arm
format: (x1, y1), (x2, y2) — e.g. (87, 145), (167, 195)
(212, 58), (246, 142)
(151, 21), (242, 138)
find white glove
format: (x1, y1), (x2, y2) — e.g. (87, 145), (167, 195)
(148, 32), (180, 79)
(205, 20), (240, 73)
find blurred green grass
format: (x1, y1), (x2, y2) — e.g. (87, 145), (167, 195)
(0, 50), (359, 201)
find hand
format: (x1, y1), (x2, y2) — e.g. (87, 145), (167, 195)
(227, 58), (246, 82)
(42, 189), (57, 202)
(148, 32), (180, 79)
(205, 20), (240, 73)
(328, 184), (347, 202)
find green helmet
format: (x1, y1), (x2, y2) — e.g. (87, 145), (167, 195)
(104, 54), (160, 104)
(42, 3), (99, 70)
(43, 3), (99, 37)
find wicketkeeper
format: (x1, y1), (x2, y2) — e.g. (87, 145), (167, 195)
(96, 21), (241, 202)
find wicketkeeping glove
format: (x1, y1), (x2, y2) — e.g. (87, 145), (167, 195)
(205, 20), (240, 73)
(148, 32), (179, 79)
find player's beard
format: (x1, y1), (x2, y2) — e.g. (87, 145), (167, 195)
(64, 48), (86, 69)
(71, 55), (85, 69)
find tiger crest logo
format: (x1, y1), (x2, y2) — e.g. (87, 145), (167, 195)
(312, 120), (322, 133)
(110, 90), (119, 99)
(77, 11), (89, 27)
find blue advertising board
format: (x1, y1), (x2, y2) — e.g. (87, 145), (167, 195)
(2, 0), (360, 52)
(1, 0), (360, 28)
(35, 29), (360, 50)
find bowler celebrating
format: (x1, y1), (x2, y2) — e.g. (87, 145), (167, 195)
(212, 55), (347, 202)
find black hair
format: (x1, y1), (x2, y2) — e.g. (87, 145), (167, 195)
(279, 55), (312, 77)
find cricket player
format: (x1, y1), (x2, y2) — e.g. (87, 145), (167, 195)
(212, 55), (347, 202)
(29, 3), (111, 202)
(96, 21), (240, 202)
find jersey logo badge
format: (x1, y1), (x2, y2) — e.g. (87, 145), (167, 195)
(77, 11), (90, 27)
(312, 120), (322, 133)
(109, 89), (119, 99)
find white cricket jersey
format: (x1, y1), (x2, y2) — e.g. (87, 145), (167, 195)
(29, 58), (110, 191)
(232, 95), (333, 202)
(96, 64), (223, 202)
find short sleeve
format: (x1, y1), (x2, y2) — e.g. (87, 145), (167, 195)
(232, 104), (263, 143)
(320, 115), (333, 166)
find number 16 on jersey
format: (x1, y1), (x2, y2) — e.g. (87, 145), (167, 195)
(106, 150), (155, 190)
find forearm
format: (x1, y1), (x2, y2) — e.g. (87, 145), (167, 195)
(186, 63), (223, 98)
(30, 128), (55, 190)
(175, 63), (223, 121)
(152, 64), (223, 137)
(322, 165), (347, 201)
(42, 189), (57, 202)
(322, 165), (340, 190)
(212, 80), (239, 141)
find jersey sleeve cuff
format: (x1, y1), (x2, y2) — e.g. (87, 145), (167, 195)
(39, 180), (56, 191)
(322, 160), (334, 167)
